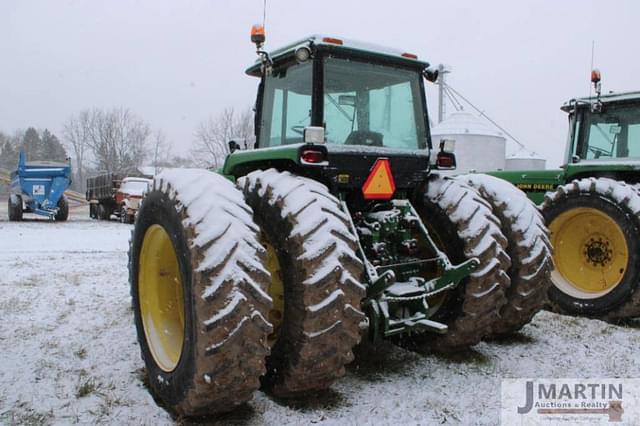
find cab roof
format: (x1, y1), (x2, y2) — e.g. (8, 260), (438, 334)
(246, 34), (430, 76)
(561, 90), (640, 112)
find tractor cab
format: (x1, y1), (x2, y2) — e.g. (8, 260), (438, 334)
(489, 73), (640, 205)
(563, 91), (640, 170)
(246, 34), (432, 152)
(224, 32), (452, 195)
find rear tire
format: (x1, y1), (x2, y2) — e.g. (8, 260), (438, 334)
(457, 174), (552, 336)
(542, 177), (640, 320)
(55, 196), (69, 221)
(8, 195), (23, 221)
(412, 176), (511, 352)
(239, 169), (366, 397)
(129, 169), (273, 416)
(97, 204), (107, 220)
(119, 206), (128, 224)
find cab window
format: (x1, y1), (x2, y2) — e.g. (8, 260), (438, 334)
(580, 105), (640, 160)
(258, 62), (312, 147)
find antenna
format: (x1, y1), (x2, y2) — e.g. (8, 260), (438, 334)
(251, 0), (271, 74)
(262, 0), (267, 30)
(589, 40), (595, 99)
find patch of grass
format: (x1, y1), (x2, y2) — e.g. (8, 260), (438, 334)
(556, 315), (583, 327)
(1, 402), (53, 426)
(75, 377), (99, 398)
(0, 296), (29, 315)
(269, 388), (348, 412)
(600, 326), (615, 335)
(435, 406), (461, 423)
(433, 347), (491, 366)
(64, 273), (82, 286)
(97, 390), (129, 419)
(349, 340), (422, 381)
(74, 347), (87, 359)
(484, 331), (535, 345)
(19, 275), (40, 287)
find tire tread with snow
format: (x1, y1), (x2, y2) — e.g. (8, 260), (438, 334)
(240, 169), (366, 397)
(458, 174), (553, 336)
(129, 169), (273, 416)
(415, 176), (511, 351)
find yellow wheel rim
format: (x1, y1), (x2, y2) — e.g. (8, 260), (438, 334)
(261, 234), (284, 347)
(139, 224), (185, 372)
(549, 207), (629, 299)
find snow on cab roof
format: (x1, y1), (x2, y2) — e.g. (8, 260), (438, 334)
(561, 90), (640, 111)
(246, 34), (430, 76)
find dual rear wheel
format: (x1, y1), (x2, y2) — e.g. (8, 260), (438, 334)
(130, 169), (272, 416)
(129, 169), (551, 417)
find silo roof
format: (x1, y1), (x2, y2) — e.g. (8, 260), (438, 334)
(508, 148), (544, 160)
(431, 111), (504, 138)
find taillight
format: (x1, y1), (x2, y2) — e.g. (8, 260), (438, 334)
(300, 149), (326, 164)
(436, 152), (456, 169)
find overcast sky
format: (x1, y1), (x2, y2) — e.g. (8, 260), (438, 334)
(2, 0), (639, 166)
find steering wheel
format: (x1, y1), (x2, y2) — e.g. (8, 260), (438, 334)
(588, 146), (611, 158)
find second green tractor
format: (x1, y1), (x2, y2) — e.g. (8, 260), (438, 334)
(491, 72), (640, 321)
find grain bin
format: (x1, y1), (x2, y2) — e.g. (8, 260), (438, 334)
(505, 149), (546, 170)
(430, 111), (506, 173)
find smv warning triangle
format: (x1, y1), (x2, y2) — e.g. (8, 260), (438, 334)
(362, 158), (396, 200)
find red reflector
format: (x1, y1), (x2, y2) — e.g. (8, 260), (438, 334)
(301, 149), (325, 164)
(322, 37), (343, 45)
(401, 52), (418, 59)
(436, 153), (454, 168)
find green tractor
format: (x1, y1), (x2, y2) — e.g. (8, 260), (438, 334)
(491, 71), (640, 321)
(129, 30), (552, 416)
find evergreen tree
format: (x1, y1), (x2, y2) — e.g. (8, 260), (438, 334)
(22, 127), (42, 160)
(0, 134), (18, 169)
(41, 129), (67, 162)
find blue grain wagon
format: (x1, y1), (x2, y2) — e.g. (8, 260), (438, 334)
(8, 151), (72, 221)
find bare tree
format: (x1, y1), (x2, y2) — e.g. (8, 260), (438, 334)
(150, 130), (172, 175)
(234, 108), (255, 148)
(191, 107), (254, 168)
(83, 107), (150, 174)
(63, 110), (92, 191)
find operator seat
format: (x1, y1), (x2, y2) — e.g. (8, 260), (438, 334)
(344, 130), (383, 147)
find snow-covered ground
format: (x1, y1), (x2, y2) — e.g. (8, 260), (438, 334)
(1, 201), (639, 425)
